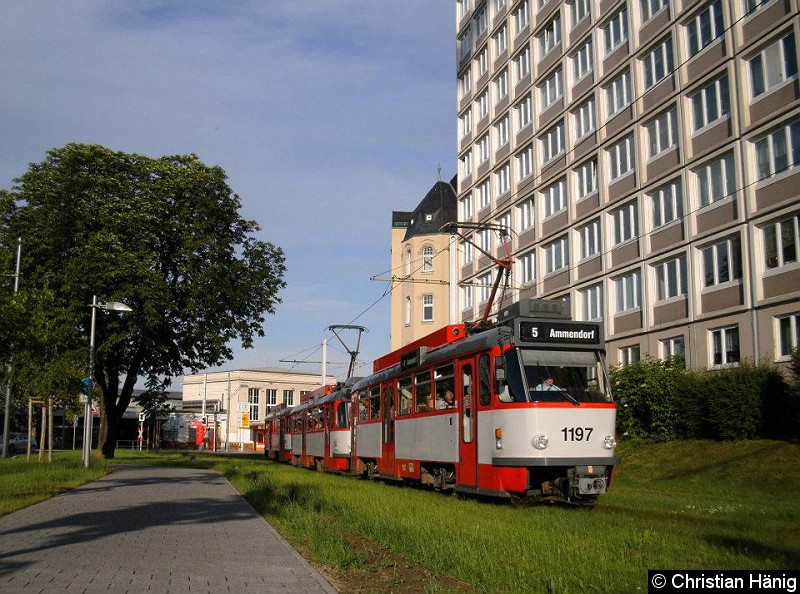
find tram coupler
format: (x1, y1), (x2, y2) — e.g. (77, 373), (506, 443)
(568, 465), (609, 496)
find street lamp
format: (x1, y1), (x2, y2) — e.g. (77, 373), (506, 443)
(83, 296), (132, 468)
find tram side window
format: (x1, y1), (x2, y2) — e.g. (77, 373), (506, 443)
(415, 371), (432, 412)
(357, 393), (368, 422)
(398, 377), (413, 416)
(434, 364), (456, 409)
(337, 401), (349, 428)
(479, 355), (491, 406)
(368, 386), (381, 420)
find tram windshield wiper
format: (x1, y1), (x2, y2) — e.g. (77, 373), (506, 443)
(556, 387), (580, 407)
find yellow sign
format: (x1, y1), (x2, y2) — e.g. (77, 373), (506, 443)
(241, 413), (250, 428)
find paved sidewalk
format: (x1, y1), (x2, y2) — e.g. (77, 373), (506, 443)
(0, 466), (337, 593)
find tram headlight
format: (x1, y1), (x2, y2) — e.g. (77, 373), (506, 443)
(495, 428), (503, 450)
(602, 435), (616, 450)
(532, 434), (549, 450)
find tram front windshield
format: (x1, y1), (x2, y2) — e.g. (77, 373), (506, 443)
(501, 348), (612, 404)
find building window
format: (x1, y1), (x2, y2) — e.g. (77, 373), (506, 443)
(643, 37), (674, 89)
(606, 69), (632, 117)
(647, 107), (678, 158)
(574, 98), (596, 138)
(696, 153), (735, 207)
(476, 180), (491, 211)
(687, 0), (724, 57)
(542, 177), (567, 218)
(494, 69), (509, 102)
(540, 68), (563, 109)
(520, 250), (536, 284)
(641, 0), (669, 23)
(478, 272), (492, 302)
(763, 214), (799, 269)
(580, 284), (604, 321)
(654, 254), (687, 301)
(458, 26), (473, 62)
(613, 201), (639, 245)
(616, 269), (641, 312)
(457, 0), (472, 21)
(516, 95), (532, 130)
(495, 24), (508, 55)
(404, 249), (412, 276)
(475, 5), (487, 35)
(755, 119), (800, 180)
(710, 325), (740, 366)
(579, 218), (602, 260)
(620, 344), (641, 366)
(461, 194), (473, 220)
(576, 159), (598, 199)
(571, 40), (593, 82)
(248, 388), (260, 421)
(497, 211), (512, 237)
(266, 389), (277, 407)
(460, 150), (473, 180)
(478, 134), (491, 164)
(422, 246), (434, 273)
(542, 121), (565, 162)
(603, 8), (628, 55)
(495, 116), (510, 148)
(516, 46), (531, 81)
(691, 75), (730, 131)
(652, 180), (683, 228)
(544, 235), (570, 274)
(539, 14), (562, 57)
(404, 296), (412, 325)
(459, 69), (472, 99)
(477, 90), (489, 120)
(462, 240), (474, 265)
(750, 34), (797, 98)
(515, 0), (530, 33)
(777, 313), (800, 358)
(517, 145), (533, 180)
(703, 236), (742, 287)
(519, 197), (535, 231)
(661, 336), (686, 360)
(571, 0), (590, 27)
(283, 390), (294, 406)
(460, 108), (472, 138)
(477, 47), (488, 76)
(422, 294), (434, 322)
(496, 162), (511, 195)
(609, 134), (635, 180)
(480, 228), (493, 253)
(462, 285), (474, 309)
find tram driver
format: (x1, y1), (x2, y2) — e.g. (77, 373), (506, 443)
(533, 376), (561, 391)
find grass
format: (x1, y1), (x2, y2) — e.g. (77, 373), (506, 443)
(1, 440), (798, 592)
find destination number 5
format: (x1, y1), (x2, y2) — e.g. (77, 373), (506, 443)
(561, 427), (593, 441)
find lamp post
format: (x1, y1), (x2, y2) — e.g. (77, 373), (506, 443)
(83, 296), (132, 468)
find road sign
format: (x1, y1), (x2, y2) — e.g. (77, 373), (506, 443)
(241, 413), (250, 428)
(80, 378), (94, 396)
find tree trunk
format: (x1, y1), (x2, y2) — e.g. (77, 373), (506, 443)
(100, 411), (118, 459)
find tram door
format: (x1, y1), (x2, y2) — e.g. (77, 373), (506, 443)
(457, 358), (478, 487)
(380, 382), (396, 473)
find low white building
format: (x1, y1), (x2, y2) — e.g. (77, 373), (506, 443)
(181, 368), (335, 450)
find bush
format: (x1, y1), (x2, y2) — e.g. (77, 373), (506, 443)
(610, 359), (796, 441)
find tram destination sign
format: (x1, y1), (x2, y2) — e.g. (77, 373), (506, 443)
(517, 321), (602, 345)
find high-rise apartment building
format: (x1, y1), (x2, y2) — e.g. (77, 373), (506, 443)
(455, 0), (800, 369)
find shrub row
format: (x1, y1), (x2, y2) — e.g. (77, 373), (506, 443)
(609, 353), (800, 441)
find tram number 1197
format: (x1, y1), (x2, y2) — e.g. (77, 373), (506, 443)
(561, 427), (593, 441)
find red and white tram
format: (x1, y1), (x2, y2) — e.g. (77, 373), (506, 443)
(348, 299), (618, 505)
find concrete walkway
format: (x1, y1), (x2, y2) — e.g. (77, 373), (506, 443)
(0, 466), (337, 593)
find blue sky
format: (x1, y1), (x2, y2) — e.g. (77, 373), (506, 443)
(0, 1), (456, 382)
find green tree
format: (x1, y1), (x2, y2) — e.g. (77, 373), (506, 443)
(0, 144), (286, 458)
